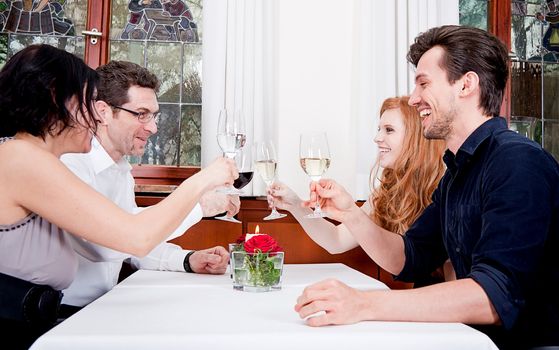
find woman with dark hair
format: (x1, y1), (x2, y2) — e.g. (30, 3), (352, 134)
(0, 45), (236, 348)
(269, 96), (447, 282)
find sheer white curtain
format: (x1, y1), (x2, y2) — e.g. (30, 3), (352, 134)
(202, 0), (458, 199)
(353, 0), (459, 199)
(202, 0), (276, 195)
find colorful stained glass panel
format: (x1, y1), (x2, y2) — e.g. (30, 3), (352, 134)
(0, 0), (85, 67)
(111, 0), (201, 43)
(113, 1), (203, 167)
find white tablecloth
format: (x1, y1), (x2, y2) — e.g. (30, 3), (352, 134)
(30, 264), (498, 350)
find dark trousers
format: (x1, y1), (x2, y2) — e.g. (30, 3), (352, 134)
(1, 318), (52, 350)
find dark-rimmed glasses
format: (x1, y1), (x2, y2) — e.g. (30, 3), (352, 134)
(111, 105), (161, 123)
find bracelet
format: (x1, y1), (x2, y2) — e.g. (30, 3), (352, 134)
(183, 251), (196, 273)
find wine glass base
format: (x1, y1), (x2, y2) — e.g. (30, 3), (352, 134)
(215, 215), (242, 224)
(263, 212), (287, 221)
(216, 187), (244, 195)
(303, 212), (328, 219)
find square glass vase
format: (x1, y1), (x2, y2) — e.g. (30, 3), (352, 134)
(231, 250), (284, 292)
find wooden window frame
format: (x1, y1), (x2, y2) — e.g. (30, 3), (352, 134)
(85, 0), (111, 68)
(489, 0), (512, 120)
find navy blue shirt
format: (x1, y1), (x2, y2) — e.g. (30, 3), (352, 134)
(397, 117), (559, 349)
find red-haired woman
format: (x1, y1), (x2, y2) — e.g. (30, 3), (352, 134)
(269, 96), (449, 283)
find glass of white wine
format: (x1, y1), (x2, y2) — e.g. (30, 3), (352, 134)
(299, 132), (331, 218)
(216, 109), (246, 194)
(253, 141), (287, 221)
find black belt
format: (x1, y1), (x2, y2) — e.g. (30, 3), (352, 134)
(0, 272), (62, 326)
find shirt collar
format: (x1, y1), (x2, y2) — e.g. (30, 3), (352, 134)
(89, 137), (132, 175)
(443, 116), (507, 171)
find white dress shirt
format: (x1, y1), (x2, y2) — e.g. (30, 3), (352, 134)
(60, 138), (203, 307)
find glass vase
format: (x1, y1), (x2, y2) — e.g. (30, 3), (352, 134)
(231, 251), (284, 292)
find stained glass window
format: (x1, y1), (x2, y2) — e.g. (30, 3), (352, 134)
(111, 0), (202, 167)
(459, 0), (559, 159)
(511, 0), (559, 158)
(0, 0), (86, 67)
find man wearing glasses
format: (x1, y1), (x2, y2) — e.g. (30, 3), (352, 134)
(58, 61), (239, 316)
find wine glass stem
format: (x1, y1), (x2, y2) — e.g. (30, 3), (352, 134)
(267, 182), (277, 214)
(313, 179), (322, 214)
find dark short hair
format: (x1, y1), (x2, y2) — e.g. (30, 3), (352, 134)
(96, 60), (160, 107)
(0, 44), (98, 138)
(407, 25), (509, 117)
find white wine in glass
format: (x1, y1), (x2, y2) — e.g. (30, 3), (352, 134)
(216, 109), (246, 194)
(299, 132), (331, 218)
(254, 141), (287, 221)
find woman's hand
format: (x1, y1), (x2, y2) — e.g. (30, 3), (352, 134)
(302, 179), (359, 223)
(268, 181), (302, 212)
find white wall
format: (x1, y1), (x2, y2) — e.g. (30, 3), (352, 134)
(275, 0), (356, 199)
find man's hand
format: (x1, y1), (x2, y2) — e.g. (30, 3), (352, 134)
(199, 191), (240, 217)
(189, 246), (229, 274)
(294, 278), (369, 327)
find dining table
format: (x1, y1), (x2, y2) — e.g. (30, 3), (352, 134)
(30, 263), (499, 350)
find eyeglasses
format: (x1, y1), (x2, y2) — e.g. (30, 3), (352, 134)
(111, 105), (161, 123)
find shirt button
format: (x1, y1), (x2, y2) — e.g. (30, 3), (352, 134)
(455, 247), (461, 253)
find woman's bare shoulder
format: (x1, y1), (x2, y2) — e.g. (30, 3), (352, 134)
(0, 139), (63, 182)
(0, 138), (56, 160)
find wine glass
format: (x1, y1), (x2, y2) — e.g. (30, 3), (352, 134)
(215, 148), (253, 223)
(216, 109), (246, 194)
(299, 132), (331, 218)
(253, 141), (287, 221)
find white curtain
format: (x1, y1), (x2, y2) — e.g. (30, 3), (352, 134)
(202, 0), (458, 199)
(202, 0), (276, 195)
(353, 0), (459, 199)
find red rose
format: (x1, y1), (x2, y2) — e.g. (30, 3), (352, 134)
(243, 234), (282, 253)
(235, 234), (247, 244)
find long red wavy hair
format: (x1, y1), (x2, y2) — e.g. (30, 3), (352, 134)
(370, 96), (446, 235)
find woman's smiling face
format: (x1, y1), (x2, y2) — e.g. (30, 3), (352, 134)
(374, 108), (406, 169)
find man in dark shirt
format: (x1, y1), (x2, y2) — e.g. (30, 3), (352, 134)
(293, 25), (559, 350)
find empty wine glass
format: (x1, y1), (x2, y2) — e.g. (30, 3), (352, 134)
(215, 148), (253, 223)
(216, 109), (246, 194)
(299, 132), (331, 218)
(253, 141), (287, 221)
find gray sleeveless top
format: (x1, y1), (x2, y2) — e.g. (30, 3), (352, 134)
(0, 137), (77, 290)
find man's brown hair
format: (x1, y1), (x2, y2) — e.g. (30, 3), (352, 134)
(407, 25), (509, 116)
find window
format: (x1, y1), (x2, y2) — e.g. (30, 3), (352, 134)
(460, 0), (559, 159)
(110, 0), (203, 166)
(510, 0), (559, 158)
(0, 0), (204, 168)
(0, 0), (87, 66)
